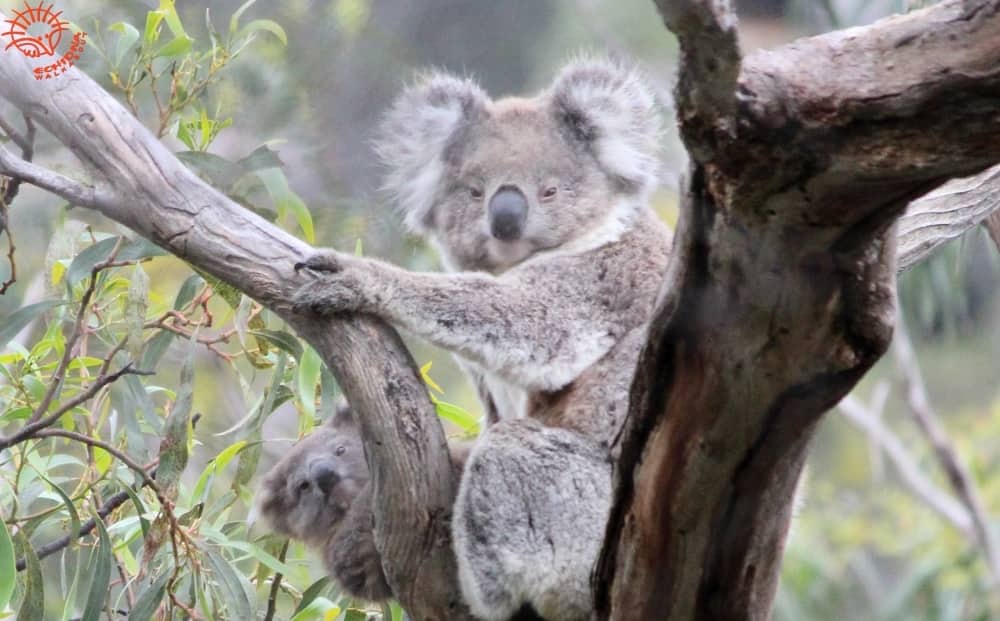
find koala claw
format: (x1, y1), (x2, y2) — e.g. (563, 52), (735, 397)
(294, 251), (343, 274)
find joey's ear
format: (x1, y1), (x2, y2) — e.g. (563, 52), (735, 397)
(374, 72), (490, 234)
(326, 396), (355, 429)
(550, 58), (662, 196)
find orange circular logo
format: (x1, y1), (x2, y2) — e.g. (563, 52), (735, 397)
(3, 1), (69, 58)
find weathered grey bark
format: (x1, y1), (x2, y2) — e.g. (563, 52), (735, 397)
(1, 0), (1000, 618)
(596, 1), (1000, 619)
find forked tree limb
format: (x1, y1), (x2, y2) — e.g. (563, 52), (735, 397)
(597, 1), (1000, 618)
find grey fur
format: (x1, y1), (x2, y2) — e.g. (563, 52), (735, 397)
(293, 57), (670, 620)
(255, 403), (391, 602)
(256, 403), (472, 604)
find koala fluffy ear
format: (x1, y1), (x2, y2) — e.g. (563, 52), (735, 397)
(327, 397), (355, 429)
(550, 58), (662, 197)
(374, 72), (490, 234)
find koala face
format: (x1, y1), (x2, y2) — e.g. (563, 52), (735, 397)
(376, 58), (661, 272)
(256, 405), (369, 543)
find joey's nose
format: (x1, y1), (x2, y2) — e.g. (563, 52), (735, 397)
(311, 462), (339, 494)
(489, 187), (528, 241)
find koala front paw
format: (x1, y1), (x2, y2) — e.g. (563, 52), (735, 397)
(294, 251), (344, 275)
(293, 251), (371, 316)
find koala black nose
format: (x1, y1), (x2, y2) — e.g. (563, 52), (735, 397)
(311, 462), (339, 494)
(488, 187), (528, 241)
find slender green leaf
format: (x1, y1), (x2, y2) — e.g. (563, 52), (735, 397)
(174, 273), (205, 310)
(0, 518), (14, 610)
(289, 596), (339, 621)
(14, 532), (43, 621)
(127, 570), (170, 621)
(108, 21), (140, 67)
(158, 339), (195, 498)
(144, 10), (164, 44)
(257, 168), (314, 242)
(297, 346), (322, 419)
(249, 329), (303, 360)
(202, 546), (256, 619)
(80, 515), (113, 621)
(127, 263), (150, 360)
(36, 472), (81, 552)
(0, 300), (63, 351)
(293, 577), (331, 615)
(229, 0), (258, 33)
(239, 19), (287, 45)
(66, 237), (120, 285)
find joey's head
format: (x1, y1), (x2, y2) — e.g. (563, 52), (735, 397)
(375, 57), (662, 272)
(255, 403), (369, 543)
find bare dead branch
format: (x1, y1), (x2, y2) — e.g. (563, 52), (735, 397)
(893, 318), (1000, 582)
(837, 393), (973, 536)
(0, 145), (109, 208)
(898, 164), (1000, 271)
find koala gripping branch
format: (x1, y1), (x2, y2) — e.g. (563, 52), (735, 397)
(597, 1), (1000, 619)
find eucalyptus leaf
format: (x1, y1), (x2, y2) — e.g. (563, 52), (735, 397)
(14, 532), (43, 621)
(80, 516), (113, 621)
(0, 300), (63, 351)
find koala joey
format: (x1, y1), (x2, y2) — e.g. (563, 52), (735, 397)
(255, 402), (391, 602)
(293, 58), (671, 620)
(256, 402), (472, 604)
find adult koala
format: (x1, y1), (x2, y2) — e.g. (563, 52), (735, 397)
(294, 58), (670, 620)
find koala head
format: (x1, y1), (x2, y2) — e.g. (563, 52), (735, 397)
(375, 57), (661, 272)
(255, 403), (369, 544)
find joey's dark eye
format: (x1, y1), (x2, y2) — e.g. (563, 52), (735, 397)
(296, 480), (311, 493)
(470, 188), (484, 200)
(542, 186), (558, 200)
(335, 446), (346, 456)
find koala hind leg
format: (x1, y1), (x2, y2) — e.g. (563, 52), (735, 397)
(453, 420), (611, 621)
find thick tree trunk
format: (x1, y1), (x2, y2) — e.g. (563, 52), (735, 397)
(1, 1), (999, 619)
(596, 1), (1000, 618)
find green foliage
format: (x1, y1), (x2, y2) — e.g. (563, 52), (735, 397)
(0, 4), (404, 619)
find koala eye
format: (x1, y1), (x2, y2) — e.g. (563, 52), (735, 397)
(335, 446), (346, 456)
(296, 479), (311, 494)
(470, 187), (484, 200)
(541, 186), (558, 200)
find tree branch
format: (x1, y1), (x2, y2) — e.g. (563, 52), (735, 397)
(654, 0), (740, 159)
(0, 145), (108, 208)
(837, 392), (973, 536)
(893, 318), (1000, 582)
(0, 35), (467, 620)
(898, 163), (1000, 271)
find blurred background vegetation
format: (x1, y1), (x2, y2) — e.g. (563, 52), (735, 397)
(0, 0), (997, 619)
